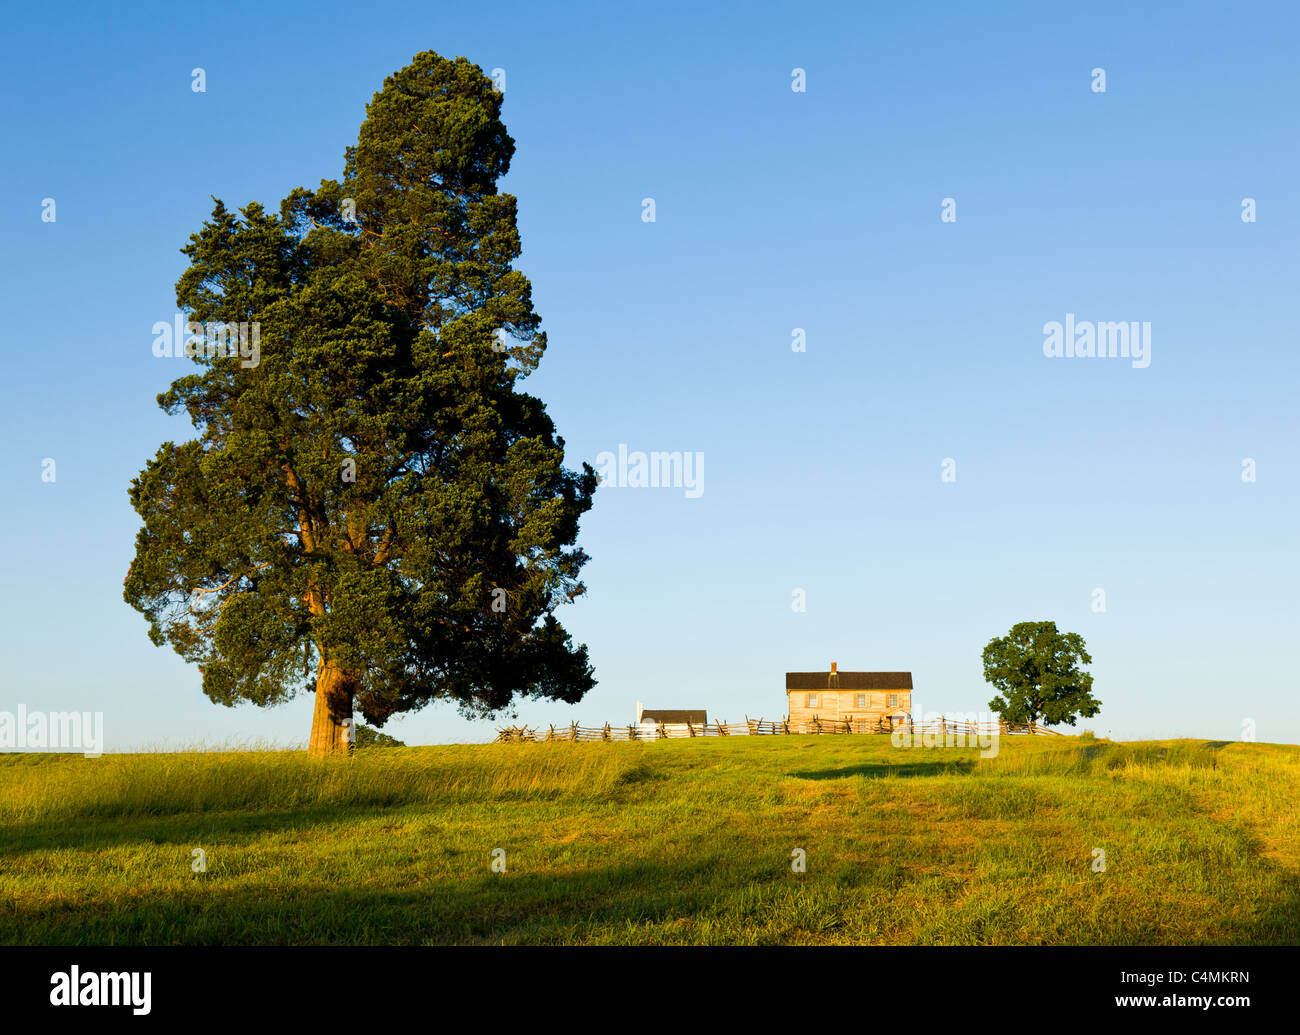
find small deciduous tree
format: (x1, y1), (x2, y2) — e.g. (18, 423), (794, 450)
(355, 725), (405, 749)
(982, 621), (1100, 727)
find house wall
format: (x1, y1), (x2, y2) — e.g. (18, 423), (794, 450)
(786, 689), (911, 727)
(638, 721), (702, 738)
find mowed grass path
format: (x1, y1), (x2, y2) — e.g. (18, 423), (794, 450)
(2, 736), (1297, 944)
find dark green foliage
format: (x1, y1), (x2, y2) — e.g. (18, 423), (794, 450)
(125, 52), (596, 731)
(355, 725), (405, 749)
(982, 621), (1100, 727)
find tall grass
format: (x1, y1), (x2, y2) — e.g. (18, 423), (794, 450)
(972, 739), (1223, 777)
(0, 743), (645, 822)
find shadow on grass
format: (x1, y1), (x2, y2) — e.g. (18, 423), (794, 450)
(5, 844), (1299, 946)
(792, 760), (976, 781)
(0, 805), (403, 859)
(0, 855), (763, 946)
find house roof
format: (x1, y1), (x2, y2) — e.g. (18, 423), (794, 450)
(786, 671), (913, 691)
(640, 709), (707, 724)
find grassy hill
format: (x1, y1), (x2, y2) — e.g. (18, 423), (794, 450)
(2, 735), (1297, 944)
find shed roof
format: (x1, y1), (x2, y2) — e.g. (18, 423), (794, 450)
(640, 709), (708, 724)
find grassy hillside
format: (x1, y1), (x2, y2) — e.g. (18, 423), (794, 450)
(2, 735), (1297, 945)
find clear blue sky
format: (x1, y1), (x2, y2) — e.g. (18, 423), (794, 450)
(2, 1), (1297, 749)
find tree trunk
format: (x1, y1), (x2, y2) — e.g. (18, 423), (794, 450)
(308, 658), (356, 758)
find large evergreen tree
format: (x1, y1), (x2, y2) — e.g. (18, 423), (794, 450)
(125, 53), (596, 757)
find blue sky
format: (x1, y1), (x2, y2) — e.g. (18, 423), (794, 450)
(1, 1), (1296, 749)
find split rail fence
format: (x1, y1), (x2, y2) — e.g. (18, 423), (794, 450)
(494, 716), (1062, 743)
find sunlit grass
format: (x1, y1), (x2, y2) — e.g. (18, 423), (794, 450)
(1, 736), (1296, 945)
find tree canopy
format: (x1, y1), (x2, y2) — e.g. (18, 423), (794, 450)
(125, 52), (596, 756)
(355, 724), (405, 749)
(982, 621), (1100, 727)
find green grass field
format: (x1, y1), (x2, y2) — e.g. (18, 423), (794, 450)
(2, 735), (1297, 945)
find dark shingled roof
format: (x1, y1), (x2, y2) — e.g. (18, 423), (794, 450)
(640, 709), (707, 724)
(786, 671), (913, 691)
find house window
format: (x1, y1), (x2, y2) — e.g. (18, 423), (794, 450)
(856, 694), (866, 708)
(806, 693), (818, 708)
(889, 694), (898, 708)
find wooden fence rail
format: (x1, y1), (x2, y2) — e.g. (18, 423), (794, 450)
(493, 716), (1062, 743)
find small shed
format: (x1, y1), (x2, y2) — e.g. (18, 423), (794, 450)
(636, 701), (707, 736)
